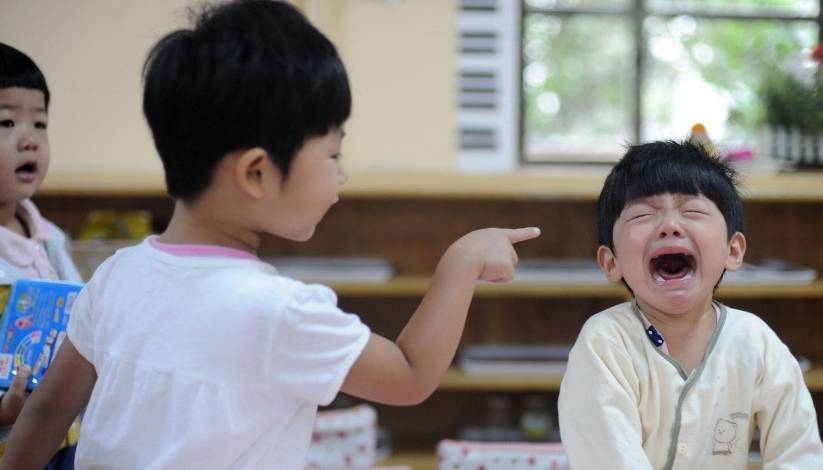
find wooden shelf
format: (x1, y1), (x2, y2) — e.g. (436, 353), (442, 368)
(39, 170), (823, 202)
(439, 368), (564, 391)
(379, 451), (436, 470)
(380, 452), (762, 470)
(329, 276), (823, 299)
(438, 366), (823, 392)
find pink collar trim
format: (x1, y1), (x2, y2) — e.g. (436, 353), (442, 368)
(149, 236), (259, 261)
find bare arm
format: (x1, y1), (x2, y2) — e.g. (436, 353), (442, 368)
(1, 339), (96, 470)
(340, 227), (540, 405)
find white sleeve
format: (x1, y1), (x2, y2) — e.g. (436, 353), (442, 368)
(66, 282), (95, 363)
(756, 339), (823, 469)
(270, 283), (370, 406)
(558, 329), (654, 470)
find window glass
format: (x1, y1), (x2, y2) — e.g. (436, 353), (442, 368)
(523, 14), (634, 162)
(643, 17), (818, 146)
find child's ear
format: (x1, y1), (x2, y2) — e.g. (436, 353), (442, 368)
(724, 232), (747, 271)
(234, 148), (277, 199)
(597, 245), (623, 283)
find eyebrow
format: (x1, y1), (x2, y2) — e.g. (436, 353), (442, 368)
(0, 103), (47, 113)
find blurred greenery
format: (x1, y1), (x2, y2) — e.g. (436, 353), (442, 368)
(760, 58), (823, 132)
(522, 0), (820, 157)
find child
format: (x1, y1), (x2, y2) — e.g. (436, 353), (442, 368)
(0, 42), (81, 469)
(558, 140), (823, 469)
(1, 2), (540, 469)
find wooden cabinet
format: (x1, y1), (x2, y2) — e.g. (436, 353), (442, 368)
(35, 171), (823, 466)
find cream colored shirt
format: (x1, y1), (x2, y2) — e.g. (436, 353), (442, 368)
(559, 301), (823, 470)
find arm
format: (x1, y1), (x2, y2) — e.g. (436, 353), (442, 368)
(558, 332), (654, 470)
(340, 227), (540, 405)
(756, 343), (823, 469)
(0, 339), (96, 470)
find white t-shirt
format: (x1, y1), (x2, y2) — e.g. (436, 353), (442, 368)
(67, 237), (371, 469)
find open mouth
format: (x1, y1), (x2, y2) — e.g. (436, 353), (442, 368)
(650, 253), (695, 283)
(15, 161), (37, 176)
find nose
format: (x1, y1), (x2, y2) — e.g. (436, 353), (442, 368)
(18, 130), (39, 152)
(657, 214), (683, 239)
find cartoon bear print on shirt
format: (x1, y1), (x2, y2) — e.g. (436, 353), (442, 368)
(712, 412), (750, 456)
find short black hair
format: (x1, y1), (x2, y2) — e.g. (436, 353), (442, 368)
(143, 0), (351, 201)
(597, 140), (744, 250)
(0, 42), (50, 109)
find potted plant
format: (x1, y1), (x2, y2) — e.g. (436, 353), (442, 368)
(759, 44), (823, 168)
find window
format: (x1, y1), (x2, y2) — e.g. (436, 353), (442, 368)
(521, 0), (823, 163)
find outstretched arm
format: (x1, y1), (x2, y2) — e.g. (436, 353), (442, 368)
(1, 339), (96, 470)
(341, 227), (540, 405)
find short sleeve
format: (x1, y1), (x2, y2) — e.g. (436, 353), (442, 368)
(271, 283), (370, 405)
(66, 283), (95, 363)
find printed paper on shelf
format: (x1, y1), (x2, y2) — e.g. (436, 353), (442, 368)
(0, 278), (83, 390)
(458, 344), (571, 376)
(264, 257), (393, 284)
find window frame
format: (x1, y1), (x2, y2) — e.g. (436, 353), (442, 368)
(519, 0), (823, 165)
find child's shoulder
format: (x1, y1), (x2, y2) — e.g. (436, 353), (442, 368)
(580, 302), (639, 335)
(720, 303), (782, 346)
(573, 302), (643, 350)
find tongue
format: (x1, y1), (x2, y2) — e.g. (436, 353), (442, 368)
(657, 257), (690, 280)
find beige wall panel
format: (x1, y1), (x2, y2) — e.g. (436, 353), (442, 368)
(1, 0), (457, 187)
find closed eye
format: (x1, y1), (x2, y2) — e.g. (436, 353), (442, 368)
(629, 213), (652, 221)
(683, 209), (709, 216)
(331, 153), (342, 160)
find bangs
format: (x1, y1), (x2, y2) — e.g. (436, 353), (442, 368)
(0, 44), (50, 108)
(623, 157), (729, 204)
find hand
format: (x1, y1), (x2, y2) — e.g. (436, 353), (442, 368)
(447, 227), (541, 283)
(0, 365), (30, 425)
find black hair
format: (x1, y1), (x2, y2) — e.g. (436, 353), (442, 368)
(0, 42), (50, 109)
(142, 0), (351, 201)
(597, 140), (744, 251)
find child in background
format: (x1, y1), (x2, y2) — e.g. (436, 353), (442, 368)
(1, 2), (540, 469)
(0, 42), (80, 470)
(558, 140), (823, 469)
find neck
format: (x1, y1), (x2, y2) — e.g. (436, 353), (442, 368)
(159, 200), (259, 255)
(636, 297), (716, 341)
(0, 201), (25, 236)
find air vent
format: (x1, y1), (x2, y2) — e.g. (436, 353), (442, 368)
(456, 0), (520, 172)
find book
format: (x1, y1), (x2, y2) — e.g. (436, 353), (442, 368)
(721, 258), (818, 286)
(458, 344), (571, 375)
(262, 257), (394, 283)
(0, 278), (83, 390)
(514, 258), (608, 284)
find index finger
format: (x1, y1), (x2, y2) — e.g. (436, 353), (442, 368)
(502, 227), (541, 244)
(7, 365), (30, 398)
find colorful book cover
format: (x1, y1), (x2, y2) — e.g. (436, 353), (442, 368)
(0, 279), (83, 390)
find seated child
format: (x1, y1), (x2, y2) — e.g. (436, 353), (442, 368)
(0, 41), (81, 469)
(0, 2), (540, 469)
(558, 140), (823, 469)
